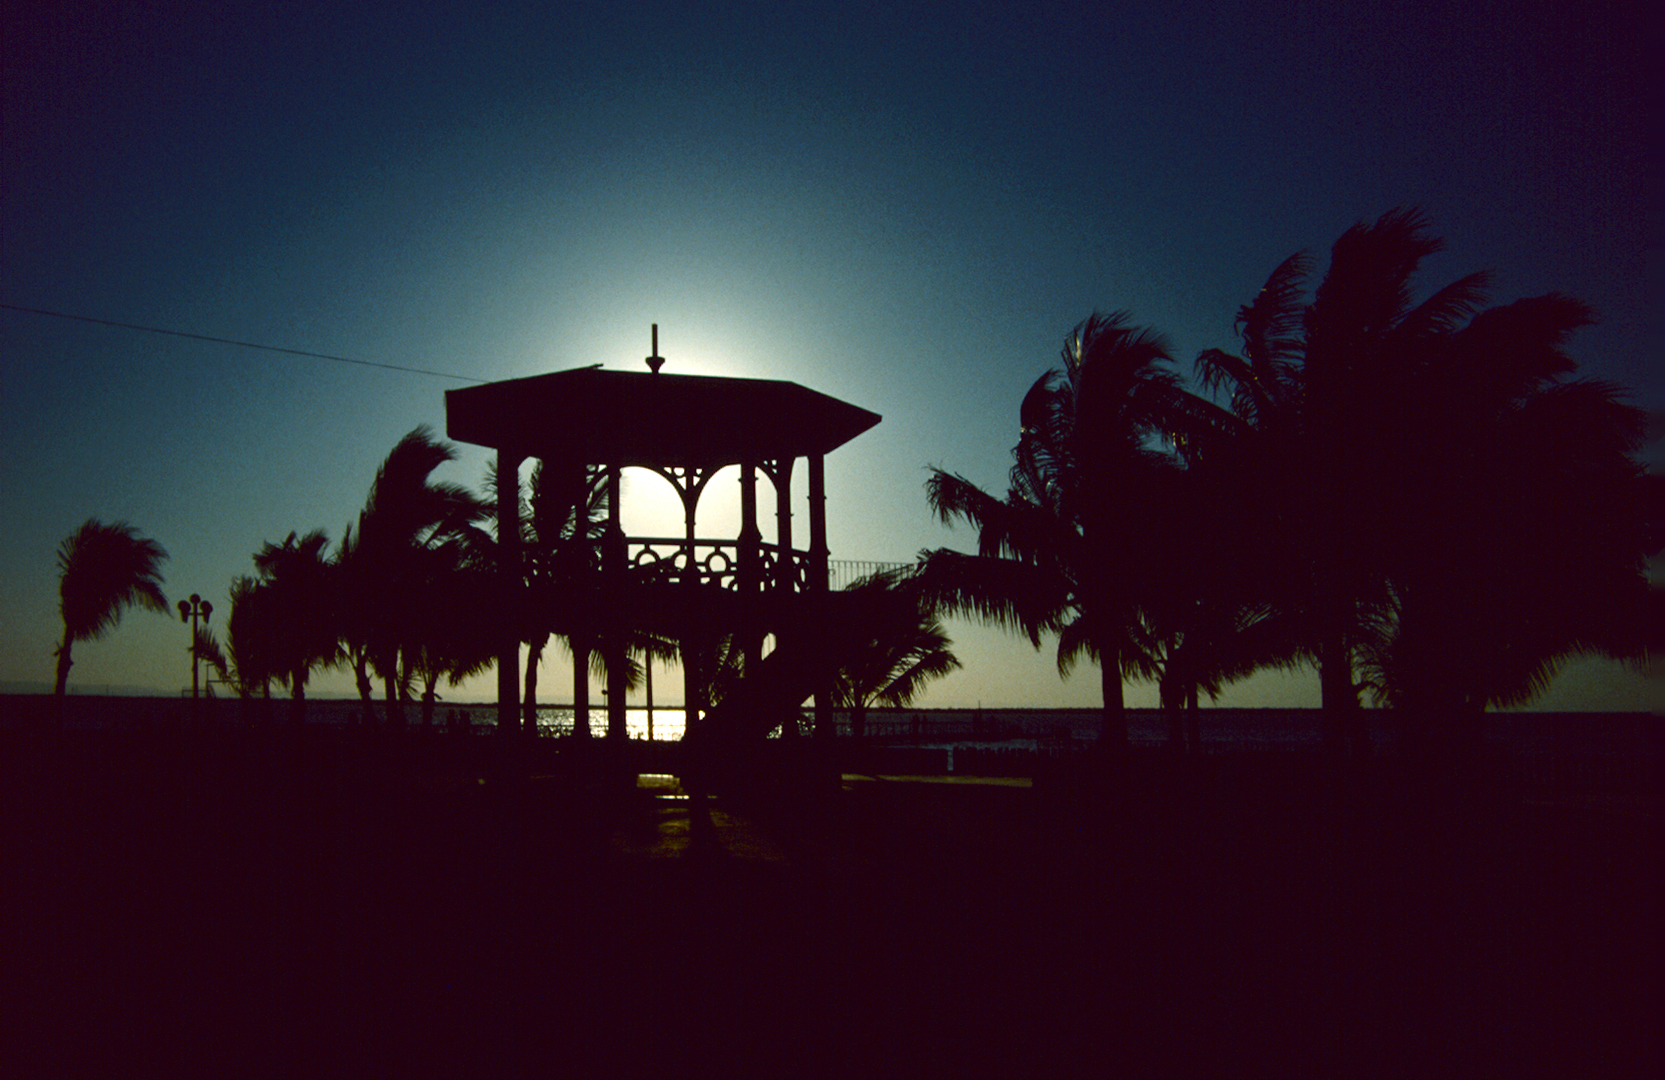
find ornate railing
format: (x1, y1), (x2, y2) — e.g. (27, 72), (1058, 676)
(626, 538), (812, 592)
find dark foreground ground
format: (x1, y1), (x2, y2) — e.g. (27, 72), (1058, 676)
(2, 725), (1655, 1077)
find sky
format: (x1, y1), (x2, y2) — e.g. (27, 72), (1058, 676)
(2, 0), (1655, 710)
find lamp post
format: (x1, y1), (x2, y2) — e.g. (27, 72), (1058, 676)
(178, 593), (213, 702)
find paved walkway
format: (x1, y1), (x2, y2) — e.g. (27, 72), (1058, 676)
(607, 773), (786, 861)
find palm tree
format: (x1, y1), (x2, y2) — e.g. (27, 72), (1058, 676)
(1193, 252), (1313, 686)
(334, 523), (380, 726)
(192, 615), (285, 713)
(1139, 454), (1302, 752)
(190, 624), (231, 696)
(1195, 209), (1492, 756)
(225, 574), (279, 707)
(1304, 210), (1495, 752)
(250, 530), (341, 725)
(830, 567), (961, 740)
(482, 457), (681, 739)
(507, 458), (609, 735)
(1361, 295), (1655, 745)
(922, 312), (1198, 755)
(1199, 208), (1657, 754)
(404, 533), (498, 726)
(53, 519), (169, 696)
(343, 427), (489, 728)
(681, 628), (749, 728)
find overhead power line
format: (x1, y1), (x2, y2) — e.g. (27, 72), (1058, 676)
(0, 302), (490, 383)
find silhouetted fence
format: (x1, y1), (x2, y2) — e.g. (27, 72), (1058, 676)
(826, 559), (908, 591)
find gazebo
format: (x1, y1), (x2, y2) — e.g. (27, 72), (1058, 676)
(444, 338), (881, 746)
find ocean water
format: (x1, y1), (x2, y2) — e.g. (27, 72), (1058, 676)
(533, 706), (687, 741)
(18, 696), (1651, 763)
(510, 705), (1653, 758)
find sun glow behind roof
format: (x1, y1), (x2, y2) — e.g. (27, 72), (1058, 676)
(617, 464), (771, 543)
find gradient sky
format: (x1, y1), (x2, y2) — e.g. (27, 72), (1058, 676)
(3, 0), (1655, 709)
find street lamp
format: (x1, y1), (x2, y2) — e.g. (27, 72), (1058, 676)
(178, 593), (213, 702)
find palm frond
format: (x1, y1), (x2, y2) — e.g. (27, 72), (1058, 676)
(1394, 270), (1493, 343)
(57, 519), (169, 642)
(915, 547), (1071, 647)
(925, 468), (1019, 540)
(1449, 294), (1596, 403)
(1307, 206), (1443, 356)
(1236, 250), (1311, 369)
(870, 646), (962, 708)
(192, 624), (230, 683)
(932, 469), (1072, 569)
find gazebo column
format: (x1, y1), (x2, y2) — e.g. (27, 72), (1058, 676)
(605, 462), (627, 741)
(773, 459), (794, 588)
(739, 460), (762, 678)
(772, 459), (796, 735)
(808, 453), (832, 740)
(496, 448), (523, 734)
(681, 478), (701, 735)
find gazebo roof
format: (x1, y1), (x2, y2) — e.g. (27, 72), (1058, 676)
(445, 366), (881, 467)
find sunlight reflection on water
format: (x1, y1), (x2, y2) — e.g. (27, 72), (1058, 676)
(535, 707), (687, 741)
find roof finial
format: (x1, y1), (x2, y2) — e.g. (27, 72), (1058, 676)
(646, 323), (665, 374)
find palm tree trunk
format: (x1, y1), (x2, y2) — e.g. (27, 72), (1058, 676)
(383, 669), (405, 729)
(289, 669), (307, 729)
(1317, 632), (1357, 763)
(1160, 670), (1184, 752)
(523, 635), (546, 733)
(1185, 685), (1200, 754)
(52, 628), (74, 696)
(1100, 645), (1128, 759)
(353, 654), (375, 727)
(421, 675), (438, 727)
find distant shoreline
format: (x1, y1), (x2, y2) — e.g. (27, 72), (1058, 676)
(5, 694), (1654, 762)
(1, 689), (1655, 715)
